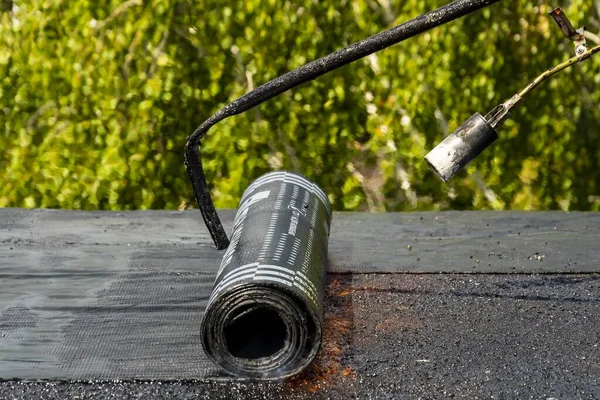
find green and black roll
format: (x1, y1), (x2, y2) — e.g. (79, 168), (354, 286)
(201, 171), (332, 379)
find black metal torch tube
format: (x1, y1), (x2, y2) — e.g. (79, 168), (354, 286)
(184, 0), (504, 249)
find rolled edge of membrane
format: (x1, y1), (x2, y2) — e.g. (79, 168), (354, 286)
(201, 285), (322, 380)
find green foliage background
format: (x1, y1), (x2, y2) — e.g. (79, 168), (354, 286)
(1, 0), (600, 211)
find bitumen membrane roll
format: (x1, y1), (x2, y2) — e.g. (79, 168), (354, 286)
(200, 172), (332, 379)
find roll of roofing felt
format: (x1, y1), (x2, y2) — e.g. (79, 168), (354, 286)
(201, 171), (332, 379)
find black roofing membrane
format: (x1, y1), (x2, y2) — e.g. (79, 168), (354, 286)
(2, 274), (600, 398)
(1, 209), (599, 274)
(1, 209), (600, 398)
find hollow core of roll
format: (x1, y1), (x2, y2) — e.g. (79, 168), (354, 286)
(224, 306), (287, 359)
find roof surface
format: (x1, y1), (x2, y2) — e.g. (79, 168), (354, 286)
(1, 209), (599, 398)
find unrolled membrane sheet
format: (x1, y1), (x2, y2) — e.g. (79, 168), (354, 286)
(201, 172), (332, 379)
(1, 208), (600, 380)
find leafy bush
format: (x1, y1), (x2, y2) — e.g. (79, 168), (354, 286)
(1, 0), (599, 211)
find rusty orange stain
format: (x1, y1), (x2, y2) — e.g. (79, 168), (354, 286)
(286, 275), (357, 392)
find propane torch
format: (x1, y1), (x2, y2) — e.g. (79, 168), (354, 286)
(425, 8), (600, 182)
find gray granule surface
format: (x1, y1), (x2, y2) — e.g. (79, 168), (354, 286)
(2, 274), (599, 399)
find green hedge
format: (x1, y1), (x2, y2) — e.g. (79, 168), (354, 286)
(1, 0), (599, 211)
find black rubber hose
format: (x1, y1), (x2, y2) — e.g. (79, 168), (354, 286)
(201, 172), (332, 379)
(184, 0), (503, 250)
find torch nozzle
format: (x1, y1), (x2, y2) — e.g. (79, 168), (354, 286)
(424, 8), (600, 183)
(424, 113), (498, 182)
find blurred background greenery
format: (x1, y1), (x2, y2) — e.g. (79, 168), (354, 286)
(1, 0), (599, 212)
